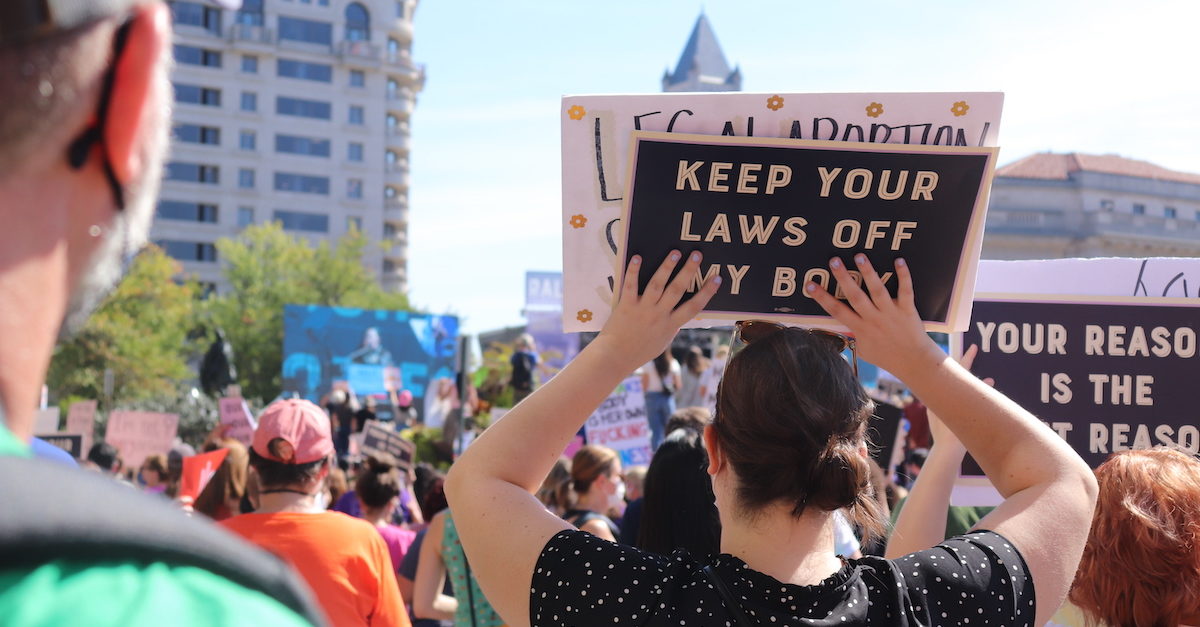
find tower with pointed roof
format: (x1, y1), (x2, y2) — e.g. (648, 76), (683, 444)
(662, 13), (741, 92)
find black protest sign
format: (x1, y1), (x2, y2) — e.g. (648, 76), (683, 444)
(959, 296), (1200, 474)
(37, 433), (83, 459)
(867, 401), (904, 471)
(619, 132), (996, 331)
(360, 421), (415, 472)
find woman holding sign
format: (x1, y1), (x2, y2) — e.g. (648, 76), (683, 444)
(445, 250), (1097, 626)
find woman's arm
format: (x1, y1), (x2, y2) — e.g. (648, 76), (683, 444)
(412, 512), (457, 621)
(579, 518), (616, 543)
(810, 255), (1097, 626)
(445, 251), (720, 627)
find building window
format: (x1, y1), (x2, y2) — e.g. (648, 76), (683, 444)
(157, 200), (218, 223)
(166, 162), (219, 184)
(347, 178), (363, 199)
(241, 55), (259, 73)
(1100, 199), (1114, 211)
(278, 16), (333, 45)
(396, 2), (405, 18)
(239, 130), (257, 151)
(348, 142), (364, 162)
(174, 124), (220, 146)
(158, 239), (218, 262)
(385, 150), (397, 165)
(1133, 203), (1146, 215)
(384, 186), (397, 199)
(345, 3), (371, 41)
(238, 168), (256, 189)
(175, 45), (222, 68)
(347, 216), (363, 231)
(169, 1), (222, 36)
(236, 0), (264, 26)
(274, 172), (330, 195)
(1165, 206), (1178, 219)
(277, 58), (333, 83)
(350, 70), (366, 87)
(175, 84), (221, 107)
(276, 96), (332, 120)
(276, 134), (331, 157)
(349, 105), (365, 125)
(273, 209), (329, 232)
(240, 92), (258, 112)
(238, 206), (255, 227)
(382, 259), (396, 274)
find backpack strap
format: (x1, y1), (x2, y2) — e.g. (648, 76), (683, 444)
(702, 565), (754, 627)
(0, 456), (326, 626)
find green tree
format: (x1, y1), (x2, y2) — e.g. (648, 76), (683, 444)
(206, 222), (411, 402)
(47, 246), (198, 408)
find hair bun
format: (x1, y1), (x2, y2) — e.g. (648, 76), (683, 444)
(365, 453), (398, 474)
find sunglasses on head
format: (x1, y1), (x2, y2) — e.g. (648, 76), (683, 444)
(729, 320), (858, 378)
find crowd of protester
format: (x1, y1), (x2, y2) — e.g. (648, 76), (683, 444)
(3, 1), (1200, 625)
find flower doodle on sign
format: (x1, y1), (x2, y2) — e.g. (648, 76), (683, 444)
(567, 105), (587, 120)
(569, 214), (588, 229)
(865, 102), (884, 118)
(576, 309), (593, 323)
(766, 95), (785, 111)
(951, 101), (970, 117)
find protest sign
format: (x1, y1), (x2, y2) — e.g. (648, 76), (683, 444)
(34, 408), (60, 434)
(583, 376), (652, 467)
(179, 449), (229, 502)
(65, 400), (97, 455)
(959, 295), (1199, 474)
(561, 91), (1004, 332)
(618, 133), (996, 331)
(105, 411), (179, 470)
(360, 420), (415, 472)
(218, 397), (257, 447)
(867, 401), (905, 474)
(36, 434), (83, 459)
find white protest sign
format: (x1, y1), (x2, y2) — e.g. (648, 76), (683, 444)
(65, 400), (98, 455)
(584, 376), (652, 467)
(34, 408), (60, 434)
(105, 411), (179, 470)
(562, 91), (1004, 332)
(218, 397), (257, 447)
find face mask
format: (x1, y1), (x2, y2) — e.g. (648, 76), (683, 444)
(608, 479), (626, 509)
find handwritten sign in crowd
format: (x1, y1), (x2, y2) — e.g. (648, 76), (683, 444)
(561, 91), (1004, 331)
(105, 411), (179, 469)
(218, 397), (257, 448)
(619, 133), (995, 330)
(583, 376), (652, 467)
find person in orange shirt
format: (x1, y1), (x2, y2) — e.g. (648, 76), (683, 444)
(222, 399), (409, 627)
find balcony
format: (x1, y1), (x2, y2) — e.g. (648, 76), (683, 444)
(339, 40), (381, 65)
(386, 132), (410, 152)
(986, 207), (1200, 243)
(390, 19), (414, 42)
(387, 90), (415, 115)
(386, 163), (409, 188)
(228, 24), (274, 46)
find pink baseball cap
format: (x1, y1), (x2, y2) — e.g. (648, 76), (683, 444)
(252, 399), (334, 464)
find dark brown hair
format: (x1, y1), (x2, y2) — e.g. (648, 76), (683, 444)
(194, 439), (249, 519)
(355, 453), (402, 509)
(570, 445), (619, 495)
(1070, 448), (1200, 626)
(248, 442), (327, 489)
(536, 456), (573, 516)
(665, 406), (712, 435)
(713, 327), (886, 541)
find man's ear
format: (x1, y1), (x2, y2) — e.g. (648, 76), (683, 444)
(104, 2), (170, 185)
(703, 424), (723, 476)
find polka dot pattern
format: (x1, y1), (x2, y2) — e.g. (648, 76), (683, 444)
(530, 530), (1034, 626)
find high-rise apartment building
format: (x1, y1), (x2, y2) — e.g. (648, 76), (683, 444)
(160, 0), (421, 292)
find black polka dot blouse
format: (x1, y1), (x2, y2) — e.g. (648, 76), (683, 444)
(530, 529), (1034, 626)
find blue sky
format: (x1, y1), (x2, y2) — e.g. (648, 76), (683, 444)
(405, 0), (1199, 334)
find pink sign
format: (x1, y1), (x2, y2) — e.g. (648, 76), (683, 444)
(105, 411), (179, 470)
(65, 401), (98, 455)
(218, 397), (257, 447)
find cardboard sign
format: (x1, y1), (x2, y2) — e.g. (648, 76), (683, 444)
(583, 376), (653, 467)
(105, 411), (179, 470)
(179, 449), (229, 501)
(360, 420), (415, 472)
(218, 397), (257, 447)
(867, 401), (905, 473)
(959, 295), (1200, 474)
(34, 408), (60, 432)
(618, 133), (996, 331)
(561, 91), (1005, 331)
(65, 400), (98, 455)
(36, 434), (83, 459)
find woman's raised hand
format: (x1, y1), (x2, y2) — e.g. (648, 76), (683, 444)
(806, 254), (944, 378)
(598, 250), (721, 372)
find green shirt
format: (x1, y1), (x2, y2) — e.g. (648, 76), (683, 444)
(888, 496), (994, 540)
(0, 422), (315, 626)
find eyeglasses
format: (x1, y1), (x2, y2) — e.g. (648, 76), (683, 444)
(729, 320), (858, 378)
